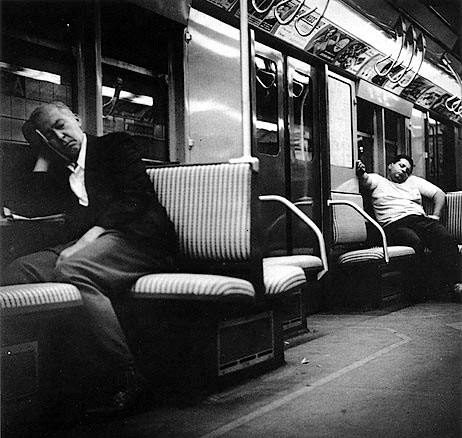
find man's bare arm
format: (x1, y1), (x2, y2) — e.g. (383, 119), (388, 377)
(428, 189), (445, 220)
(356, 160), (373, 188)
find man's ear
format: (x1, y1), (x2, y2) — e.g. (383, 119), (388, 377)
(74, 114), (82, 126)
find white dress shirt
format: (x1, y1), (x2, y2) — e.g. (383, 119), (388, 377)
(68, 134), (89, 207)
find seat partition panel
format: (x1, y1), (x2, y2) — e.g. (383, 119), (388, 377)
(147, 163), (252, 262)
(330, 192), (368, 245)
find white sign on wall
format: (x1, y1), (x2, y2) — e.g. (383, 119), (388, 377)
(328, 75), (353, 168)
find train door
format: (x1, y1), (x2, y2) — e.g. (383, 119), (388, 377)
(327, 70), (358, 193)
(253, 43), (319, 256)
(253, 43), (286, 255)
(286, 57), (320, 254)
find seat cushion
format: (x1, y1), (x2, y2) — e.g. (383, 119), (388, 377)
(0, 283), (82, 315)
(337, 246), (415, 265)
(263, 255), (323, 270)
(131, 273), (255, 301)
(263, 265), (306, 296)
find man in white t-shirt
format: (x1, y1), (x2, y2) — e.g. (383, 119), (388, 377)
(356, 154), (461, 301)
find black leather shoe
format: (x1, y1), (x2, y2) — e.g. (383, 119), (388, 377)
(449, 283), (462, 303)
(84, 367), (149, 417)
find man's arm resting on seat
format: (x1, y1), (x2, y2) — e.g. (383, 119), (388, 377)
(428, 189), (445, 220)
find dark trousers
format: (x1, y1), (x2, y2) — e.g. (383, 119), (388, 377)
(5, 230), (174, 391)
(384, 215), (459, 293)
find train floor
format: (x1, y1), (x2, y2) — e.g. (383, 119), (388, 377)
(40, 300), (461, 438)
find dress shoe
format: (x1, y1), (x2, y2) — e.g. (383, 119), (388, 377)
(448, 283), (462, 303)
(84, 367), (149, 417)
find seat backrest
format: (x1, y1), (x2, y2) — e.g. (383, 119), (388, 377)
(147, 162), (254, 262)
(444, 191), (462, 242)
(331, 192), (367, 245)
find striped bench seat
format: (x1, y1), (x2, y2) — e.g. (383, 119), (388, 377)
(124, 162), (314, 390)
(329, 192), (416, 265)
(131, 265), (306, 300)
(132, 273), (255, 301)
(263, 255), (323, 270)
(337, 246), (415, 265)
(0, 283), (83, 429)
(328, 192), (417, 309)
(0, 283), (82, 315)
(423, 191), (461, 280)
(142, 162), (309, 302)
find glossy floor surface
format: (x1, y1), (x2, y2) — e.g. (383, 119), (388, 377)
(38, 302), (462, 437)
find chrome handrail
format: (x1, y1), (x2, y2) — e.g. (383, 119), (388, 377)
(259, 194), (328, 279)
(327, 199), (390, 263)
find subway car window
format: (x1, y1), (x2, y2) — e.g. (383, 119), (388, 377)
(287, 57), (314, 204)
(288, 60), (313, 165)
(255, 55), (279, 156)
(101, 2), (182, 163)
(384, 109), (405, 165)
(427, 117), (456, 191)
(101, 65), (168, 162)
(356, 98), (375, 171)
(409, 108), (426, 178)
(1, 1), (76, 215)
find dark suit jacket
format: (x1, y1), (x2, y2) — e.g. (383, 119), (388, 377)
(56, 133), (178, 255)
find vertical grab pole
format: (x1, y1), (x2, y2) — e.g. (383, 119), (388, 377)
(230, 0), (259, 170)
(240, 0), (252, 157)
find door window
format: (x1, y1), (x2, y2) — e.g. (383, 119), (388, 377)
(255, 55), (279, 156)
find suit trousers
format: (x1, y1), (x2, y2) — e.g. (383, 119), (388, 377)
(5, 230), (174, 390)
(384, 214), (459, 293)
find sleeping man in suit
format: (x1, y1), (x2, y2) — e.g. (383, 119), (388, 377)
(5, 101), (178, 416)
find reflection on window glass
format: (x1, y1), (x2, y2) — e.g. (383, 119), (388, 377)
(255, 55), (279, 156)
(409, 108), (425, 177)
(101, 2), (180, 163)
(290, 69), (312, 163)
(385, 109), (398, 142)
(427, 117), (455, 190)
(102, 65), (168, 162)
(384, 109), (402, 165)
(357, 98), (374, 134)
(428, 118), (442, 182)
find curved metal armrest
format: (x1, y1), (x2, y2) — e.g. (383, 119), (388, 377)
(327, 199), (390, 263)
(259, 195), (328, 279)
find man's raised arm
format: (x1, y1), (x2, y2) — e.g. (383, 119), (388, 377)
(356, 159), (374, 188)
